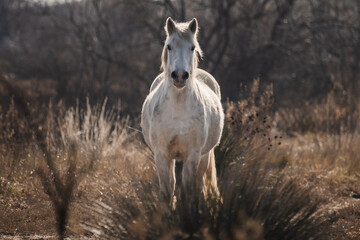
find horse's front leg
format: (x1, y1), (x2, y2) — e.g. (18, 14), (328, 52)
(154, 150), (175, 205)
(182, 150), (201, 194)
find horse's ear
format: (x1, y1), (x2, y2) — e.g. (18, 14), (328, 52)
(189, 18), (198, 34)
(166, 17), (176, 35)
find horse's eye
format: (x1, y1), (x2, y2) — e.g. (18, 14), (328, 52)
(167, 45), (172, 51)
(191, 45), (195, 51)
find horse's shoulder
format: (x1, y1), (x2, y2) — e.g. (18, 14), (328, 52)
(150, 73), (165, 92)
(143, 74), (165, 116)
(195, 69), (221, 99)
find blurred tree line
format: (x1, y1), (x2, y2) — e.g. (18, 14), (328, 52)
(0, 0), (359, 115)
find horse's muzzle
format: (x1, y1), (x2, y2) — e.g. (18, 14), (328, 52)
(171, 71), (189, 88)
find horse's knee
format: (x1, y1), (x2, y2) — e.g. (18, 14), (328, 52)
(181, 164), (194, 191)
(182, 155), (202, 193)
(158, 173), (175, 205)
(182, 159), (198, 179)
(154, 151), (176, 203)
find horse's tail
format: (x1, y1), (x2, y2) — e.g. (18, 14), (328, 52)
(203, 148), (220, 199)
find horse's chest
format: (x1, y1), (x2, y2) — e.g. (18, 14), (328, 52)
(155, 108), (204, 137)
(151, 101), (206, 156)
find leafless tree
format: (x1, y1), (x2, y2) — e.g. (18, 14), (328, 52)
(0, 0), (359, 113)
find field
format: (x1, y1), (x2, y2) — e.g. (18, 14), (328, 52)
(1, 0), (360, 239)
(0, 78), (359, 239)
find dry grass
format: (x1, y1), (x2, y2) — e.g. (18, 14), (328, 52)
(0, 78), (359, 239)
(82, 151), (327, 240)
(276, 89), (359, 135)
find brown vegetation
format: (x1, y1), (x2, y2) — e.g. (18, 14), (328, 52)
(0, 0), (359, 239)
(0, 77), (359, 239)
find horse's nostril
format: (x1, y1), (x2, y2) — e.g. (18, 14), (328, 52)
(171, 71), (178, 80)
(183, 72), (189, 80)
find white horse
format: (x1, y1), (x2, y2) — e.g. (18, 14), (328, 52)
(141, 17), (224, 204)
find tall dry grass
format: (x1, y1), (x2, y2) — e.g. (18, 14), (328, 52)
(274, 85), (360, 182)
(0, 77), (359, 239)
(216, 78), (276, 175)
(0, 76), (132, 239)
(276, 89), (359, 135)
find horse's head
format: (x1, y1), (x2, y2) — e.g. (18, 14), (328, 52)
(161, 17), (203, 89)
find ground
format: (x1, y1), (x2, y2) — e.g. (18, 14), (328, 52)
(0, 133), (359, 239)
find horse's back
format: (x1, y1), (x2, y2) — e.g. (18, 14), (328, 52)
(149, 69), (221, 99)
